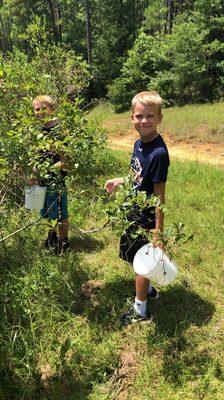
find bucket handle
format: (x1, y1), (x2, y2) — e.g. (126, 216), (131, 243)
(146, 243), (167, 284)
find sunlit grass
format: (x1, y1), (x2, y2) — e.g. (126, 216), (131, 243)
(161, 102), (224, 143)
(88, 101), (132, 135)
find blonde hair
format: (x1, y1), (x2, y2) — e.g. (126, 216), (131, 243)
(32, 95), (55, 109)
(132, 91), (163, 114)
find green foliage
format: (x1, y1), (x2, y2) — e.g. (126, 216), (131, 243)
(143, 0), (167, 34)
(56, 100), (106, 186)
(108, 32), (162, 112)
(91, 0), (138, 95)
(109, 11), (224, 109)
(0, 0), (224, 104)
(151, 21), (211, 104)
(0, 21), (90, 113)
(151, 18), (224, 104)
(101, 177), (161, 234)
(0, 0), (148, 98)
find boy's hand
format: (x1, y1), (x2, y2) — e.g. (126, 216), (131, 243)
(151, 229), (165, 251)
(105, 178), (124, 194)
(153, 239), (165, 251)
(53, 161), (64, 169)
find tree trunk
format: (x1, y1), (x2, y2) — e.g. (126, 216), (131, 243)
(166, 0), (173, 34)
(85, 0), (92, 66)
(0, 13), (8, 53)
(46, 0), (61, 43)
(57, 3), (62, 42)
(84, 0), (94, 98)
(6, 17), (13, 51)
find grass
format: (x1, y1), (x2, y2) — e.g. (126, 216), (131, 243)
(161, 102), (224, 143)
(88, 102), (132, 136)
(1, 148), (224, 399)
(88, 101), (224, 143)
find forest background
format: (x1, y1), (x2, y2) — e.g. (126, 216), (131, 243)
(0, 0), (223, 109)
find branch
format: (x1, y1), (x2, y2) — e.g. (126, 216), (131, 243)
(0, 218), (110, 244)
(0, 215), (42, 243)
(69, 221), (109, 235)
(0, 196), (58, 243)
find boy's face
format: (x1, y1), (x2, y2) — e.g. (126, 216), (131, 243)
(33, 101), (52, 120)
(131, 103), (162, 142)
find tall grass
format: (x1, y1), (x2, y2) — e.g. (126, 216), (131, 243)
(161, 102), (224, 143)
(1, 149), (224, 399)
(89, 101), (224, 143)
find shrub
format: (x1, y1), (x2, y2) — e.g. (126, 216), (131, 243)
(0, 39), (105, 210)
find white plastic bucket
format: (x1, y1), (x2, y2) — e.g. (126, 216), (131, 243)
(25, 186), (46, 210)
(133, 243), (178, 286)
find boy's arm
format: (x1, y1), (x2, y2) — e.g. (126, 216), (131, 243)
(152, 182), (166, 248)
(53, 154), (67, 170)
(105, 177), (124, 194)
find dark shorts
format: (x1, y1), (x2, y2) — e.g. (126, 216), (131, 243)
(40, 190), (68, 221)
(119, 207), (156, 264)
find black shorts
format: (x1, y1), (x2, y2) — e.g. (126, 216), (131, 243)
(119, 206), (156, 264)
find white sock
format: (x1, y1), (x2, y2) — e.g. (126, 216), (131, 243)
(134, 297), (147, 317)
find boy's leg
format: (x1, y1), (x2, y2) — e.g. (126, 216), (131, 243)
(40, 192), (58, 248)
(57, 219), (70, 253)
(58, 219), (69, 239)
(48, 216), (57, 237)
(57, 190), (69, 253)
(45, 229), (58, 248)
(57, 191), (68, 238)
(136, 274), (149, 300)
(119, 208), (157, 324)
(55, 191), (70, 253)
(134, 274), (149, 316)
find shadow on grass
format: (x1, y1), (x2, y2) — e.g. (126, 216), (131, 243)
(152, 285), (215, 336)
(69, 234), (104, 253)
(0, 373), (92, 400)
(148, 284), (216, 386)
(74, 276), (135, 329)
(75, 278), (215, 333)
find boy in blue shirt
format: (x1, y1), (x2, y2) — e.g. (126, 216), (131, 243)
(105, 91), (170, 325)
(31, 95), (69, 254)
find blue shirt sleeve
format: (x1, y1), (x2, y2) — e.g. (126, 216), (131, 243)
(150, 151), (170, 183)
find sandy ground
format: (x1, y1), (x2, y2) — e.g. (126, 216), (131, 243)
(109, 129), (224, 167)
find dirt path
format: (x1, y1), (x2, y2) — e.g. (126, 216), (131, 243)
(109, 129), (224, 167)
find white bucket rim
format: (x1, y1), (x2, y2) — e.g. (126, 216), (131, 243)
(25, 185), (47, 193)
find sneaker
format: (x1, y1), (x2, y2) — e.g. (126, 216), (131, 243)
(120, 307), (153, 327)
(44, 231), (58, 249)
(56, 237), (70, 255)
(148, 286), (159, 300)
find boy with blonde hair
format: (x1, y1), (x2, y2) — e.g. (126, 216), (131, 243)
(105, 91), (170, 325)
(32, 95), (69, 254)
